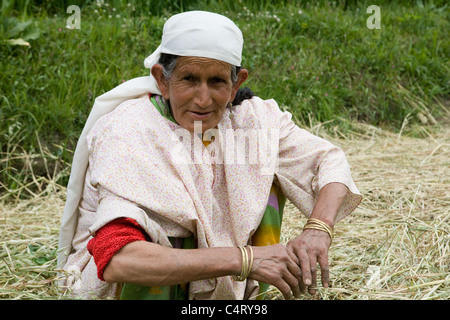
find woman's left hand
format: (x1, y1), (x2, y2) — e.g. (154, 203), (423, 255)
(286, 182), (348, 295)
(286, 228), (332, 295)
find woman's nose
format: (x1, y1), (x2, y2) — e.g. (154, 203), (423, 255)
(194, 82), (213, 109)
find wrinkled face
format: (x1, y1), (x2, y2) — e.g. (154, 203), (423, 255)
(156, 57), (244, 133)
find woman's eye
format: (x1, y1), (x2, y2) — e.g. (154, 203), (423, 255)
(211, 77), (225, 83)
(181, 76), (226, 83)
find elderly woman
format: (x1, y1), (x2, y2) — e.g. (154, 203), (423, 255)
(58, 11), (361, 300)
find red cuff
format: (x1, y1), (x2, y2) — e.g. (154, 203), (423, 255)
(87, 217), (146, 281)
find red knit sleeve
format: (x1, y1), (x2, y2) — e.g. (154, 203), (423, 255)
(87, 217), (147, 281)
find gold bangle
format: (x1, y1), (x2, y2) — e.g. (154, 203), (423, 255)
(306, 218), (334, 235)
(233, 246), (246, 281)
(303, 225), (333, 243)
(240, 246), (247, 281)
(303, 218), (334, 243)
(232, 245), (253, 281)
(307, 218), (333, 231)
(244, 245), (253, 279)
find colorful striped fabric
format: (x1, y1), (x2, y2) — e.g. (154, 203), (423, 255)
(251, 185), (286, 300)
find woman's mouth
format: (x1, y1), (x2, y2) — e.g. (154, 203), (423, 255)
(189, 111), (213, 120)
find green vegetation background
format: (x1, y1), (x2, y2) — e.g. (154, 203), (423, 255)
(1, 0), (449, 197)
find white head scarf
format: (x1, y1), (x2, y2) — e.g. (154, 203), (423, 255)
(58, 11), (243, 267)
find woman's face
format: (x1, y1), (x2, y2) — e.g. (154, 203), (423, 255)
(153, 56), (247, 133)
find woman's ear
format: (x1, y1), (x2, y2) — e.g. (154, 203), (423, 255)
(151, 64), (170, 99)
(230, 68), (249, 102)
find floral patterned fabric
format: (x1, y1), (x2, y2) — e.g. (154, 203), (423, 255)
(62, 94), (361, 299)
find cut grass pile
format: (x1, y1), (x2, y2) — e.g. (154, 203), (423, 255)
(1, 122), (448, 300)
(0, 185), (65, 299)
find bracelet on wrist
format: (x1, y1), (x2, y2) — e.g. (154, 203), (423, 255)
(232, 245), (253, 282)
(303, 218), (334, 243)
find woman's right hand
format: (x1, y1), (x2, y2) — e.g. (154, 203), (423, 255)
(248, 244), (302, 300)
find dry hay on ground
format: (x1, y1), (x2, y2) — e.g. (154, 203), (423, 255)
(0, 123), (449, 300)
(275, 122), (450, 300)
(0, 185), (66, 299)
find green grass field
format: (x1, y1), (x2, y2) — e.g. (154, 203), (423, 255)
(0, 0), (449, 300)
(1, 0), (449, 197)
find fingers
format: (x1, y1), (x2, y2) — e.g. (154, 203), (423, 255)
(285, 250), (302, 298)
(250, 242), (330, 299)
(250, 245), (302, 300)
(309, 260), (318, 295)
(297, 249), (321, 295)
(298, 276), (307, 293)
(287, 231), (332, 296)
(275, 250), (302, 299)
(298, 246), (318, 295)
(318, 250), (330, 289)
(275, 270), (300, 300)
(297, 248), (312, 287)
(308, 252), (330, 295)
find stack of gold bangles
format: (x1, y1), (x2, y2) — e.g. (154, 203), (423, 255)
(303, 218), (334, 243)
(233, 245), (253, 282)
